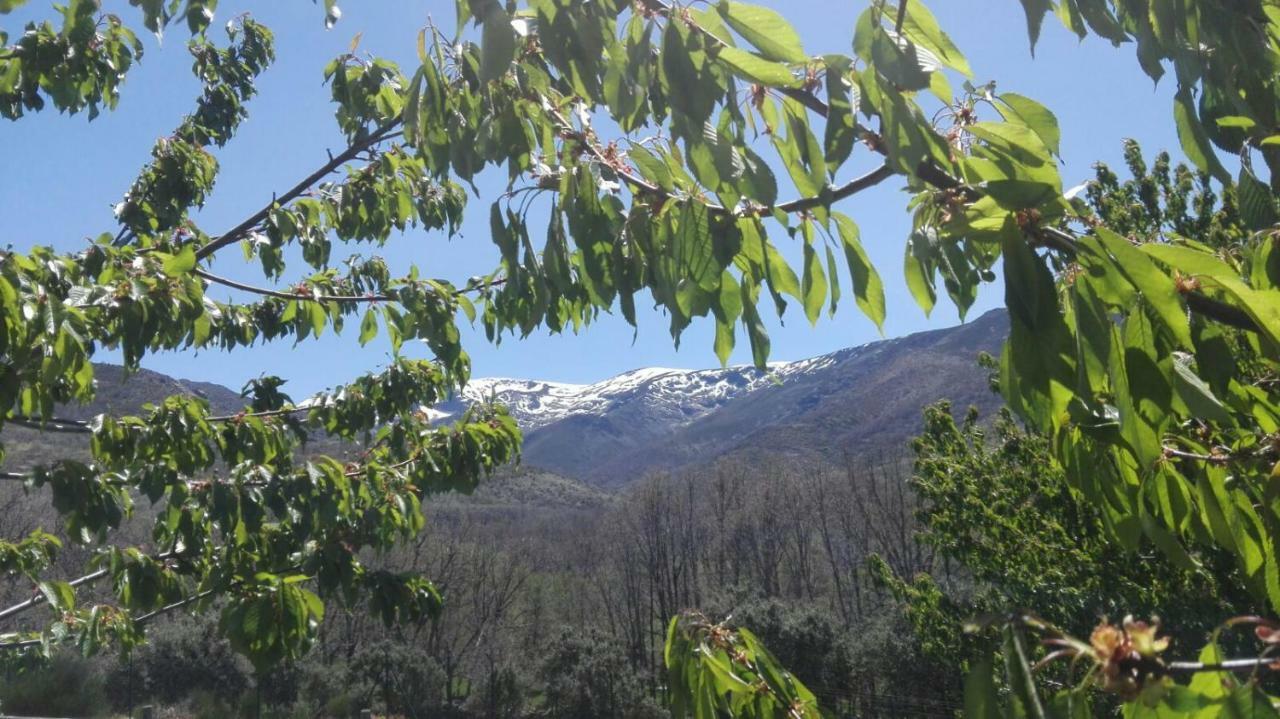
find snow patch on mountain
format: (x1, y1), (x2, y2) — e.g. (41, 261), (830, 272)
(435, 360), (823, 432)
(430, 322), (925, 434)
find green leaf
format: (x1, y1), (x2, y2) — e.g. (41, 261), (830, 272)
(833, 213), (885, 331)
(741, 280), (771, 367)
(714, 46), (800, 87)
(823, 55), (858, 171)
(825, 245), (840, 317)
(675, 203), (718, 293)
(1018, 0), (1054, 53)
(904, 238), (936, 317)
(967, 121), (1054, 167)
(1144, 243), (1280, 347)
(716, 0), (807, 63)
(895, 1), (972, 77)
(1170, 357), (1233, 425)
(869, 27), (934, 92)
(1141, 513), (1196, 571)
(480, 3), (516, 83)
(801, 235), (827, 325)
(358, 308), (378, 346)
(1092, 229), (1192, 348)
(0, 0), (31, 13)
(763, 240), (801, 311)
(309, 303), (327, 339)
(1002, 625), (1048, 719)
(964, 659), (1001, 719)
(996, 93), (1061, 156)
(662, 21), (716, 126)
(1174, 88), (1231, 184)
(1238, 167), (1278, 230)
(1221, 685), (1280, 718)
(713, 272), (741, 366)
(162, 245), (197, 276)
(1216, 116), (1258, 129)
(39, 580), (75, 611)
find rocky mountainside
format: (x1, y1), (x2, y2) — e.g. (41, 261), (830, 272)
(439, 308), (1009, 487)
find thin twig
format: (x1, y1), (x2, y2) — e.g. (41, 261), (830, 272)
(1167, 657), (1279, 674)
(1163, 446), (1236, 465)
(6, 416), (92, 434)
(197, 268), (506, 303)
(196, 268), (391, 303)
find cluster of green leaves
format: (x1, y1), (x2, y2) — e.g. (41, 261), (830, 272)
(249, 146), (468, 277)
(395, 0), (956, 366)
(0, 1), (517, 671)
(904, 141), (1280, 717)
(116, 17), (274, 237)
(664, 612), (819, 719)
(877, 399), (1253, 670)
(0, 0), (143, 119)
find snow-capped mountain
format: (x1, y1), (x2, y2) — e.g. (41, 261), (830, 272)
(433, 358), (838, 433)
(438, 308), (1010, 487)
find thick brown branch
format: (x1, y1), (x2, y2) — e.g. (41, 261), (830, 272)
(195, 120), (402, 260)
(769, 163), (896, 215)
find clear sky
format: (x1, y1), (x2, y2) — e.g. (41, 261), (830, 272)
(1, 1), (1183, 396)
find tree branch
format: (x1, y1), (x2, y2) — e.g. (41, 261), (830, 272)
(546, 103), (892, 219)
(194, 120), (402, 260)
(1185, 291), (1259, 332)
(6, 416), (92, 433)
(197, 268), (506, 304)
(769, 163), (896, 215)
(196, 268), (391, 302)
(1166, 657), (1279, 674)
(1163, 446), (1236, 465)
(0, 551), (178, 624)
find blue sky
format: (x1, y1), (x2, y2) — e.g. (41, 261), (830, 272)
(2, 1), (1182, 396)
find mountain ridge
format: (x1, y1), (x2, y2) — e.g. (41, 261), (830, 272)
(2, 310), (1009, 488)
(441, 308), (1009, 486)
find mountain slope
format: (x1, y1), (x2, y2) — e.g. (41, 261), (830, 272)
(443, 309), (1008, 486)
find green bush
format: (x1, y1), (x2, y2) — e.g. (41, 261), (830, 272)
(0, 651), (109, 718)
(104, 614), (251, 712)
(537, 627), (667, 719)
(347, 639), (446, 719)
